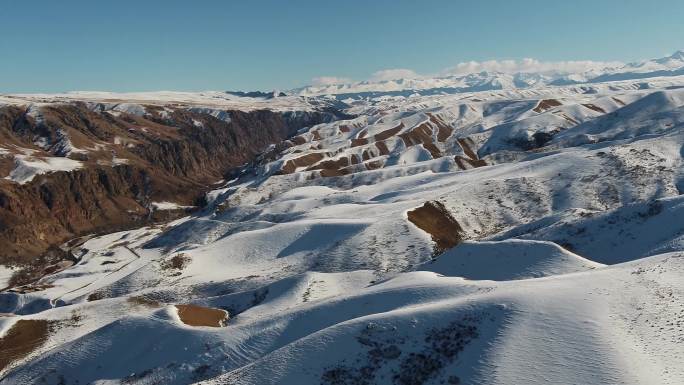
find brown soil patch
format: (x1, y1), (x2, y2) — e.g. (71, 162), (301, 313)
(175, 304), (228, 327)
(399, 122), (441, 158)
(0, 319), (50, 372)
(311, 131), (323, 141)
(455, 156), (487, 170)
(128, 296), (161, 308)
(279, 153), (325, 174)
(407, 201), (464, 254)
(456, 138), (478, 161)
(559, 113), (579, 125)
(582, 104), (606, 114)
(533, 99), (562, 113)
(290, 135), (307, 145)
(374, 122), (404, 141)
(339, 125), (350, 133)
(320, 168), (350, 177)
(427, 114), (453, 142)
(364, 160), (384, 170)
(455, 137), (486, 170)
(160, 253), (191, 270)
(351, 138), (369, 147)
(357, 129), (368, 138)
(308, 157), (350, 171)
(375, 141), (390, 156)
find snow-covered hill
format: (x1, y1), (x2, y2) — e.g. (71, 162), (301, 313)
(1, 59), (684, 384)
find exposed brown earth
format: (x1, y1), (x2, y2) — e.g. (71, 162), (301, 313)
(0, 319), (50, 372)
(175, 304), (229, 327)
(399, 122), (441, 158)
(407, 201), (464, 254)
(558, 113), (579, 125)
(364, 160), (384, 170)
(279, 153), (326, 174)
(362, 150), (371, 161)
(582, 104), (606, 114)
(320, 168), (351, 177)
(533, 99), (562, 113)
(0, 103), (334, 265)
(290, 135), (308, 145)
(612, 97), (626, 106)
(427, 113), (453, 142)
(375, 141), (390, 156)
(456, 138), (478, 160)
(160, 253), (191, 271)
(455, 137), (487, 170)
(350, 138), (369, 147)
(127, 296), (161, 308)
(454, 156), (487, 170)
(374, 122), (404, 141)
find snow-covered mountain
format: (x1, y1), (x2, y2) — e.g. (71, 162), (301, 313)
(294, 51), (684, 97)
(1, 58), (684, 385)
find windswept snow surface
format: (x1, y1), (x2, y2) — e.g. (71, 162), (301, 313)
(5, 154), (83, 184)
(2, 58), (684, 384)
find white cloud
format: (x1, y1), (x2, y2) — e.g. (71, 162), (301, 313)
(443, 58), (623, 76)
(369, 68), (421, 81)
(311, 76), (353, 86)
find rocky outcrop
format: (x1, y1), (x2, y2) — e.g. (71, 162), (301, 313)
(407, 201), (464, 255)
(0, 103), (336, 264)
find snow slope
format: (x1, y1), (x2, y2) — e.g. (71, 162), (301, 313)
(1, 58), (684, 384)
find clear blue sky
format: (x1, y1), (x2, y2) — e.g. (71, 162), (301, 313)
(1, 0), (682, 93)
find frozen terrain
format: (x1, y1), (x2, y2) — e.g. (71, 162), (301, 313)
(1, 52), (684, 384)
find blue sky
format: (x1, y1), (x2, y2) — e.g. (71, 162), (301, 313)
(1, 0), (682, 93)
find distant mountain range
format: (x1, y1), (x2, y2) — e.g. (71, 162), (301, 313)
(290, 50), (684, 98)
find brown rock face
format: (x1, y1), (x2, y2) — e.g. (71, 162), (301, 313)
(0, 103), (334, 265)
(407, 201), (464, 254)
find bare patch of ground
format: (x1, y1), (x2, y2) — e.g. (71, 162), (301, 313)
(0, 319), (50, 372)
(582, 103), (606, 114)
(175, 304), (229, 327)
(128, 296), (162, 308)
(407, 201), (464, 254)
(427, 113), (453, 142)
(533, 99), (562, 113)
(375, 141), (390, 156)
(279, 153), (326, 174)
(350, 138), (369, 147)
(399, 122), (441, 158)
(374, 122), (404, 141)
(455, 138), (487, 170)
(160, 253), (191, 271)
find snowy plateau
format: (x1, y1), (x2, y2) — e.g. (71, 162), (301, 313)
(1, 52), (684, 385)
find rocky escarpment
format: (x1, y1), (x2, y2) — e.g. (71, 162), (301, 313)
(0, 102), (336, 266)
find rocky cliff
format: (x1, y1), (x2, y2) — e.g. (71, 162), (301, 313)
(0, 101), (336, 266)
